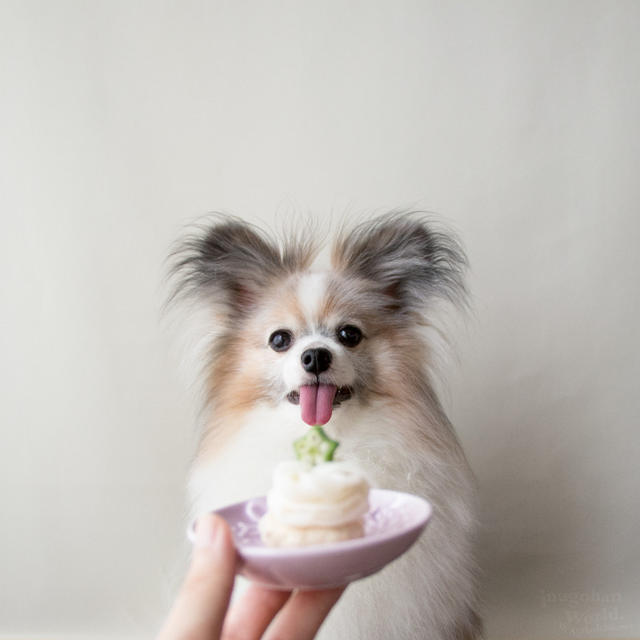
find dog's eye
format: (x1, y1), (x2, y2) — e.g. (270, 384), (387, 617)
(337, 325), (363, 348)
(268, 330), (293, 352)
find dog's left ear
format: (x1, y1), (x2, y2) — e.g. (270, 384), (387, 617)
(166, 215), (317, 318)
(331, 213), (467, 313)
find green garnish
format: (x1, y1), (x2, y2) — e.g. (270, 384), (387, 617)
(293, 425), (339, 466)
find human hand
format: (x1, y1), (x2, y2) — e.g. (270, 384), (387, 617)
(156, 513), (344, 640)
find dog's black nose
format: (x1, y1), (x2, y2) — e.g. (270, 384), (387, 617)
(301, 348), (332, 374)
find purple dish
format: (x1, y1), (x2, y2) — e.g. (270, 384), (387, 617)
(188, 489), (432, 590)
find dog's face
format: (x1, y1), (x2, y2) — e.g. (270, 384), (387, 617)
(243, 270), (385, 425)
(168, 213), (466, 425)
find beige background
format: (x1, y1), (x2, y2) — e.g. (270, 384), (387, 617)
(1, 1), (639, 638)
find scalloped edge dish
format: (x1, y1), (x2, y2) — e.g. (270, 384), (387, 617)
(188, 488), (433, 590)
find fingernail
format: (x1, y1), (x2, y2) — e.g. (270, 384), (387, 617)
(194, 513), (219, 547)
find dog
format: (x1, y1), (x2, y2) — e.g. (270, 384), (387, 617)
(167, 211), (481, 639)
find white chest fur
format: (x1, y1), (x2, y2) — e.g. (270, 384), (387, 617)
(189, 399), (432, 516)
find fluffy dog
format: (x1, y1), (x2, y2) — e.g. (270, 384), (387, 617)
(168, 211), (481, 639)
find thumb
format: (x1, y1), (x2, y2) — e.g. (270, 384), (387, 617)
(157, 513), (237, 640)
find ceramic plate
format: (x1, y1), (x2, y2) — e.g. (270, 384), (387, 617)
(188, 489), (432, 590)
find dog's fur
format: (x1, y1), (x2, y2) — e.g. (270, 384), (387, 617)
(167, 212), (481, 639)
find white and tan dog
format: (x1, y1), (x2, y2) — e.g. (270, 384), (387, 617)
(168, 212), (481, 639)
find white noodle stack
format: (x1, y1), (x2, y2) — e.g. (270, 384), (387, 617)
(259, 460), (370, 547)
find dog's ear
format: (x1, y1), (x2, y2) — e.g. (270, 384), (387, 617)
(331, 212), (467, 313)
(167, 216), (312, 317)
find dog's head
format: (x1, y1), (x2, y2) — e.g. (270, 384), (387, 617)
(168, 213), (467, 426)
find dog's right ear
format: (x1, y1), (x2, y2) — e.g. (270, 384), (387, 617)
(167, 216), (296, 317)
(331, 212), (468, 315)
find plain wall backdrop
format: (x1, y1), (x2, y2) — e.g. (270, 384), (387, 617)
(1, 1), (639, 638)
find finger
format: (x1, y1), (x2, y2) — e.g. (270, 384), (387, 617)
(221, 584), (291, 640)
(263, 587), (344, 640)
(157, 513), (237, 640)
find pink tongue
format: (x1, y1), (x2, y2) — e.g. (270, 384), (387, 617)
(299, 384), (337, 426)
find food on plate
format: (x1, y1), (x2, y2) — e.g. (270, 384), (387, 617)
(258, 426), (370, 547)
